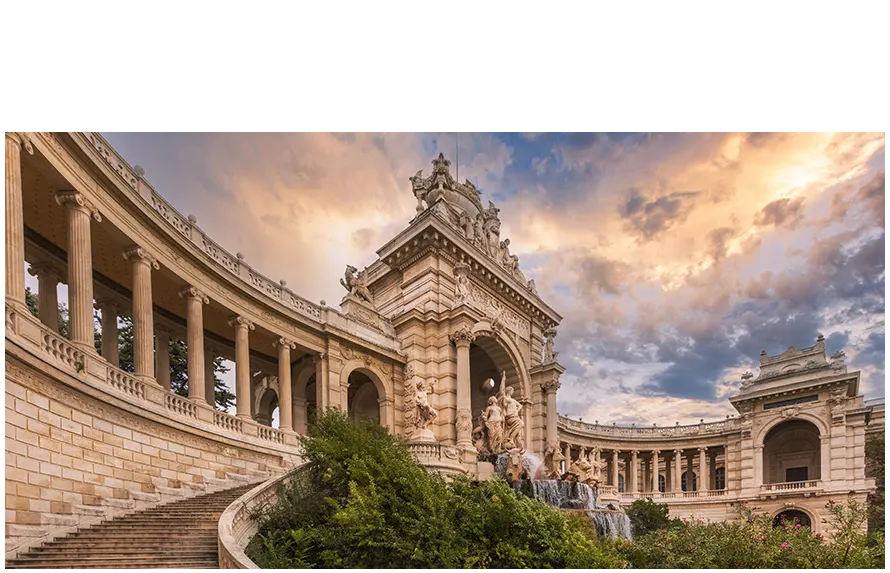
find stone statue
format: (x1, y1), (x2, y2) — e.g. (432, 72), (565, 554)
(473, 213), (485, 246)
(403, 367), (437, 440)
(500, 238), (512, 266)
(410, 169), (428, 213)
(588, 448), (607, 485)
(500, 374), (525, 450)
(527, 279), (537, 294)
(340, 264), (373, 306)
(481, 396), (504, 454)
(543, 327), (559, 363)
(452, 262), (471, 307)
(542, 445), (564, 479)
(471, 415), (490, 456)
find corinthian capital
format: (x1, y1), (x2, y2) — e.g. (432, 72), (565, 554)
(27, 260), (64, 282)
(7, 132), (34, 155)
(449, 325), (476, 344)
(179, 285), (210, 304)
(123, 246), (160, 270)
(540, 378), (561, 393)
(55, 190), (102, 221)
(228, 315), (255, 330)
(274, 337), (296, 350)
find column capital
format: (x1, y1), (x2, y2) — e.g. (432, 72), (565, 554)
(179, 285), (209, 303)
(274, 337), (296, 350)
(228, 315), (255, 331)
(55, 190), (102, 221)
(673, 448), (683, 454)
(540, 378), (561, 394)
(449, 325), (476, 345)
(123, 246), (160, 269)
(7, 132), (34, 155)
(698, 446), (708, 453)
(652, 449), (661, 455)
(313, 352), (328, 363)
(631, 450), (639, 456)
(27, 260), (64, 282)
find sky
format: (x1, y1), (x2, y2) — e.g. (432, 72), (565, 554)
(96, 132), (886, 425)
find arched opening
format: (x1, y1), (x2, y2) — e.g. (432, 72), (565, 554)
(773, 509), (812, 529)
(469, 335), (525, 444)
(347, 369), (380, 423)
(715, 466), (726, 490)
(763, 419), (821, 484)
(682, 471), (697, 492)
(618, 474), (625, 493)
(305, 376), (317, 425)
(256, 387), (278, 427)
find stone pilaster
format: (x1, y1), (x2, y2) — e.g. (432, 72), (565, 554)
(94, 298), (119, 366)
(652, 450), (661, 492)
(673, 449), (683, 492)
(630, 450), (639, 493)
(229, 316), (255, 419)
(27, 261), (63, 332)
(123, 246), (159, 380)
(180, 286), (210, 402)
(541, 379), (561, 451)
(155, 327), (171, 390)
(56, 191), (101, 350)
(6, 133), (32, 309)
(449, 326), (475, 449)
(275, 337), (296, 431)
(314, 353), (328, 411)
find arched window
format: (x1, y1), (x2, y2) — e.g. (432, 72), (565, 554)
(658, 474), (665, 492)
(773, 509), (811, 529)
(618, 474), (625, 493)
(681, 471), (697, 492)
(715, 467), (726, 490)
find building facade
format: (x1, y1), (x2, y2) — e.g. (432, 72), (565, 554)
(5, 133), (881, 557)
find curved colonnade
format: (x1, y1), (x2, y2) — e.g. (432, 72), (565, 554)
(4, 132), (406, 558)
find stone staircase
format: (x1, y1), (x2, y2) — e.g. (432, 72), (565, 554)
(6, 483), (256, 569)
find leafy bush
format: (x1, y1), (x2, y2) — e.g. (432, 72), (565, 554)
(621, 498), (884, 569)
(626, 497), (675, 537)
(866, 432), (885, 534)
(246, 410), (624, 568)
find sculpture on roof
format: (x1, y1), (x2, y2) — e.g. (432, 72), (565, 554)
(340, 265), (373, 306)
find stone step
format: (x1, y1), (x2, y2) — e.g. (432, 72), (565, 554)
(38, 539), (218, 550)
(7, 559), (219, 568)
(30, 547), (218, 557)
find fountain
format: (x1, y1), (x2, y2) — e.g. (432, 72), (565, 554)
(494, 451), (633, 540)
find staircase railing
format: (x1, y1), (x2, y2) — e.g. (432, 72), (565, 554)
(218, 465), (304, 568)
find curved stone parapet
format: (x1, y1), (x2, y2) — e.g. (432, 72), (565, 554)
(558, 415), (743, 440)
(218, 466), (302, 569)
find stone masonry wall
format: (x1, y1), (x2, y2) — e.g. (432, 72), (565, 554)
(5, 357), (294, 557)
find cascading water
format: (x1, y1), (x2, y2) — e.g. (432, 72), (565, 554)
(495, 452), (633, 540)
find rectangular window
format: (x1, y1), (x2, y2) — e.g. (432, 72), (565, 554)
(786, 467), (808, 482)
(763, 395), (818, 411)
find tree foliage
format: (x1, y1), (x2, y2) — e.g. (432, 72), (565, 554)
(24, 287), (235, 410)
(626, 496), (675, 537)
(866, 432), (885, 535)
(246, 410), (624, 569)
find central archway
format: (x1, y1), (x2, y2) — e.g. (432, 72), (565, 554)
(468, 331), (531, 449)
(763, 419), (822, 484)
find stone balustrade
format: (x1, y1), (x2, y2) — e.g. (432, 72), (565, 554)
(215, 410), (245, 434)
(218, 466), (303, 568)
(165, 393), (199, 419)
(761, 480), (821, 493)
(257, 426), (284, 444)
(558, 415), (741, 438)
(106, 365), (147, 401)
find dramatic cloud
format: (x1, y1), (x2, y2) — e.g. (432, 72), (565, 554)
(102, 132), (886, 425)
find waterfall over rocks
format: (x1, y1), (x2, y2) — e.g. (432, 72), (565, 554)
(495, 452), (633, 540)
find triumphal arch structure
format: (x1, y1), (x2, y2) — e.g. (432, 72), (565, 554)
(5, 133), (881, 560)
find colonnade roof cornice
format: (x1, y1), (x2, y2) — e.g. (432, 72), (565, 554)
(38, 132), (402, 360)
(729, 371), (860, 404)
(372, 211), (562, 327)
(558, 414), (742, 441)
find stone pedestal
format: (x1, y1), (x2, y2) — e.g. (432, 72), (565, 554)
(409, 428), (436, 442)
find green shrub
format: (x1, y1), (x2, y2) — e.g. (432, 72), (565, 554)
(246, 409), (624, 568)
(621, 498), (884, 569)
(625, 497), (675, 537)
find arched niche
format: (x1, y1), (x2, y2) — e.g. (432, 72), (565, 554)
(762, 419), (822, 484)
(339, 360), (393, 430)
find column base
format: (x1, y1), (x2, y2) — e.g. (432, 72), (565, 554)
(410, 428), (437, 442)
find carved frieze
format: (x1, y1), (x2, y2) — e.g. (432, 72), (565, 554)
(465, 282), (530, 339)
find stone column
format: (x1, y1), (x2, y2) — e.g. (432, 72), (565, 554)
(611, 450), (620, 487)
(449, 326), (475, 449)
(180, 286), (210, 401)
(27, 262), (63, 331)
(564, 443), (572, 465)
(204, 346), (216, 408)
(652, 450), (661, 492)
(6, 133), (32, 308)
(754, 444), (764, 488)
(94, 298), (119, 366)
(123, 246), (159, 380)
(275, 338), (296, 431)
(673, 449), (683, 492)
(155, 327), (171, 391)
(542, 380), (561, 451)
(229, 316), (255, 420)
(630, 450), (639, 493)
(292, 397), (308, 434)
(665, 452), (673, 493)
(686, 451), (695, 491)
(699, 447), (708, 491)
(314, 353), (327, 411)
(56, 191), (101, 349)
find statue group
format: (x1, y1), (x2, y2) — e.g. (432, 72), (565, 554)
(403, 365), (438, 441)
(472, 371), (525, 456)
